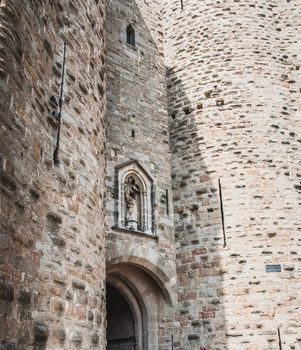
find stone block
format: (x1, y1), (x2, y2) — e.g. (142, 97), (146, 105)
(18, 291), (31, 305)
(0, 282), (14, 302)
(34, 321), (49, 342)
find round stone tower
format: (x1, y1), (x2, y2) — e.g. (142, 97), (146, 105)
(163, 0), (301, 349)
(0, 1), (107, 348)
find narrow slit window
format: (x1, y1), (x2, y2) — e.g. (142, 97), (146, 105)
(127, 24), (135, 47)
(166, 189), (169, 215)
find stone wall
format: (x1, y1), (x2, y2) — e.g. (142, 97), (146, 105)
(1, 0), (300, 349)
(0, 1), (107, 349)
(163, 0), (301, 349)
(105, 0), (175, 274)
(105, 0), (177, 348)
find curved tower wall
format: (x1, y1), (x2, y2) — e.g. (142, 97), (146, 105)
(163, 0), (301, 349)
(0, 1), (107, 348)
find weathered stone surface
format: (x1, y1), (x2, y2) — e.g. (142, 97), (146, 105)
(1, 0), (300, 349)
(18, 290), (31, 305)
(0, 0), (107, 348)
(105, 2), (177, 348)
(0, 282), (14, 302)
(162, 0), (301, 348)
(34, 321), (49, 342)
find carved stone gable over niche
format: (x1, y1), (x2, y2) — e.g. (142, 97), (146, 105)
(115, 160), (154, 235)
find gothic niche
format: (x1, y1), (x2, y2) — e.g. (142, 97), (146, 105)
(115, 160), (154, 235)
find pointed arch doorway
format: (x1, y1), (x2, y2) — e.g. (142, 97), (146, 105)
(106, 283), (138, 350)
(106, 269), (149, 350)
(105, 243), (177, 350)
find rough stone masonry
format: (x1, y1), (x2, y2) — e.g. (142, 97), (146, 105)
(0, 0), (300, 349)
(0, 0), (107, 349)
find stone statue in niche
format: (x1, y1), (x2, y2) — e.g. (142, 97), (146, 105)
(125, 175), (141, 231)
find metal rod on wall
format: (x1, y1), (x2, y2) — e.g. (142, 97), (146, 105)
(53, 41), (67, 166)
(166, 189), (169, 215)
(218, 178), (227, 247)
(277, 328), (282, 350)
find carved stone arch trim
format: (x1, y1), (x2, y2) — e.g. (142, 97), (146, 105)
(106, 243), (177, 305)
(115, 159), (153, 182)
(115, 160), (154, 234)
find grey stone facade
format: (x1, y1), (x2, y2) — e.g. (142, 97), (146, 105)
(1, 0), (301, 349)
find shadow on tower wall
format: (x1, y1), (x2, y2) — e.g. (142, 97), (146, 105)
(165, 65), (228, 350)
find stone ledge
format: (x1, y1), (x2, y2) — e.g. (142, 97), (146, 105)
(111, 226), (158, 240)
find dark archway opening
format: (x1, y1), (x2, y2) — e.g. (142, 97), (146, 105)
(106, 284), (136, 350)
